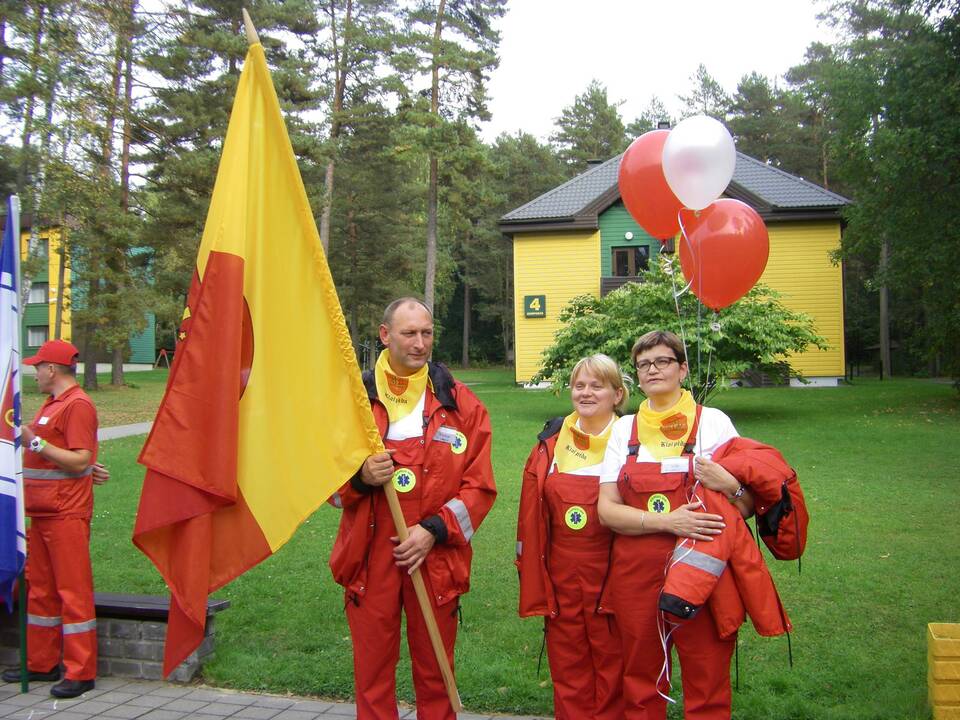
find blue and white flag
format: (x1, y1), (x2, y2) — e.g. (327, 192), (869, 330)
(0, 196), (25, 610)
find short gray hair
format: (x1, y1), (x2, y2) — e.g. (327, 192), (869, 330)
(382, 297), (433, 326)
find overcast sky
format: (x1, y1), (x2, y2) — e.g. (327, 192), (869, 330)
(479, 0), (839, 142)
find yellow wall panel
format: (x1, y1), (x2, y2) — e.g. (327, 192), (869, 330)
(47, 228), (71, 341)
(20, 227), (72, 341)
(759, 221), (845, 377)
(514, 231), (600, 382)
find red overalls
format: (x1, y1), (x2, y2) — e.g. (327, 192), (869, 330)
(23, 385), (98, 681)
(345, 432), (459, 720)
(604, 412), (736, 720)
(543, 466), (623, 720)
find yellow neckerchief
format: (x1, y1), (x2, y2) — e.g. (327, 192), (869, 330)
(554, 412), (615, 473)
(635, 389), (698, 460)
(374, 349), (430, 423)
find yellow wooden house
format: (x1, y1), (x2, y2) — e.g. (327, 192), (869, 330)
(500, 152), (850, 385)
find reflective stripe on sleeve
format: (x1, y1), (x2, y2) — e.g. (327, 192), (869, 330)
(23, 467), (93, 480)
(63, 619), (97, 635)
(443, 498), (474, 542)
(673, 547), (726, 577)
(330, 492), (343, 509)
(516, 541), (522, 557)
(27, 614), (62, 627)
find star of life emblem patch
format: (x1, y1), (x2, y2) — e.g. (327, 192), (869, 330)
(565, 505), (588, 530)
(648, 493), (670, 514)
(392, 467), (417, 493)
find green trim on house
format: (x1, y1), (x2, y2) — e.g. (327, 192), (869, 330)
(128, 313), (156, 364)
(598, 202), (662, 276)
(22, 303), (49, 354)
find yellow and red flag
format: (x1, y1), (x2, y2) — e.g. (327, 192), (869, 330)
(133, 42), (382, 677)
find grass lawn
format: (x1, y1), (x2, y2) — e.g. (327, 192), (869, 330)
(21, 368), (170, 427)
(87, 369), (959, 718)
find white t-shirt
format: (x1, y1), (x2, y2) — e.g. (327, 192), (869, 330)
(598, 408), (739, 484)
(384, 391), (426, 441)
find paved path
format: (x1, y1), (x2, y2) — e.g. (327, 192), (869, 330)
(0, 678), (549, 719)
(98, 423), (153, 441)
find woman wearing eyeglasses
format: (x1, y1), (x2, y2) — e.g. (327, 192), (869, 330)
(596, 330), (758, 720)
(516, 354), (627, 719)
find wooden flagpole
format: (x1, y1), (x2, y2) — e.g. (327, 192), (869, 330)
(240, 9), (462, 712)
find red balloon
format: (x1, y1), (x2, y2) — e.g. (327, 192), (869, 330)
(678, 199), (770, 311)
(618, 130), (684, 241)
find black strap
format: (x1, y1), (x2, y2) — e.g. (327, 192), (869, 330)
(735, 635), (740, 691)
(537, 625), (547, 679)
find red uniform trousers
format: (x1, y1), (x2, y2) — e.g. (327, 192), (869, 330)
(609, 461), (735, 720)
(25, 517), (97, 680)
(543, 470), (623, 720)
(345, 437), (458, 720)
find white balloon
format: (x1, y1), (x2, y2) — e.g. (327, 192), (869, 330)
(661, 115), (736, 211)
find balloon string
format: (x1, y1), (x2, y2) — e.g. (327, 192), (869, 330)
(670, 211), (695, 396)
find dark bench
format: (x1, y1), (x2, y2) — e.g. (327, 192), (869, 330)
(0, 593), (230, 682)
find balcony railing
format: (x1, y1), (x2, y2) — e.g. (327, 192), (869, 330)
(600, 275), (644, 296)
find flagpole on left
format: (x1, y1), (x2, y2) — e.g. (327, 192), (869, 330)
(10, 195), (27, 695)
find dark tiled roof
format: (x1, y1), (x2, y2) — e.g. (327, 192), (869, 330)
(730, 153), (849, 208)
(501, 156), (620, 223)
(500, 152), (850, 227)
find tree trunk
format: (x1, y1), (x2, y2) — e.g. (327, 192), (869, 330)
(318, 0), (351, 255)
(879, 238), (891, 379)
(111, 0), (136, 388)
(83, 279), (99, 391)
(423, 0), (446, 311)
(111, 346), (124, 385)
(425, 155), (438, 310)
(461, 280), (470, 368)
(16, 4), (44, 195)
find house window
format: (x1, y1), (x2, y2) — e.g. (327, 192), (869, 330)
(27, 326), (48, 347)
(28, 283), (48, 304)
(611, 246), (650, 276)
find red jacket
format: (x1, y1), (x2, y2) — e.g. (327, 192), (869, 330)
(515, 417), (563, 618)
(328, 362), (496, 606)
(23, 384), (98, 520)
(711, 437), (809, 561)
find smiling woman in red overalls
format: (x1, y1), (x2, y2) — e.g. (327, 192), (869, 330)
(516, 354), (627, 720)
(597, 330), (756, 720)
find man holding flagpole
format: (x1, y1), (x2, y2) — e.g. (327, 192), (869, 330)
(330, 297), (496, 720)
(1, 340), (100, 699)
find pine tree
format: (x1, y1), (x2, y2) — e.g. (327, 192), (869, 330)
(394, 0), (505, 312)
(551, 80), (627, 176)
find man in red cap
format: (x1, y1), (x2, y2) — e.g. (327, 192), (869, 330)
(1, 340), (101, 698)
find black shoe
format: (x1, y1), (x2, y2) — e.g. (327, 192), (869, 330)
(50, 678), (94, 698)
(1, 667), (60, 683)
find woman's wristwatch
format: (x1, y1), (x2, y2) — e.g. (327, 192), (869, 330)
(28, 437), (47, 453)
(728, 483), (745, 502)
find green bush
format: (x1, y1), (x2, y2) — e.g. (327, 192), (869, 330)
(533, 257), (828, 402)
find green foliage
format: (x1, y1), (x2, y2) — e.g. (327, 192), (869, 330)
(550, 79), (628, 175)
(727, 72), (826, 184)
(532, 257), (828, 401)
(677, 63), (730, 120)
(809, 1), (960, 382)
(625, 95), (673, 138)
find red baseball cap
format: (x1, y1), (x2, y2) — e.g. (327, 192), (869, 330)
(24, 340), (80, 366)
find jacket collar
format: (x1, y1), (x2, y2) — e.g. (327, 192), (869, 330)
(537, 416), (564, 442)
(363, 360), (458, 412)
